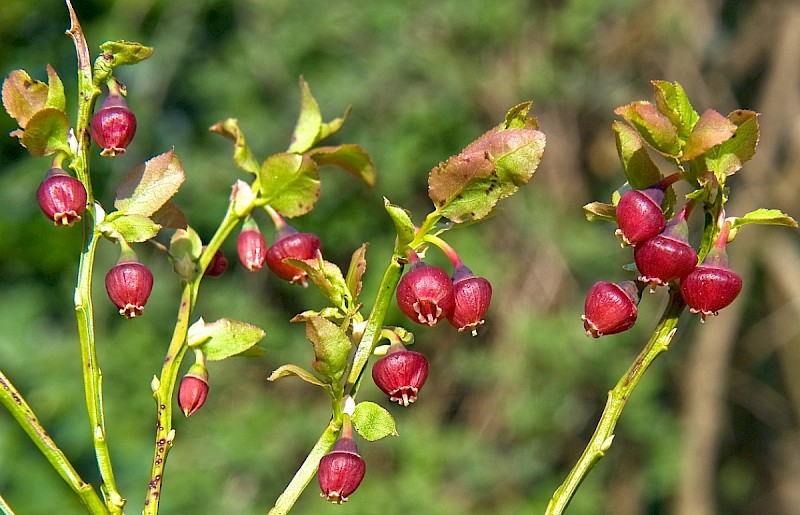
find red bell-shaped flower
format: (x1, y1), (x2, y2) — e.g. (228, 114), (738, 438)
(372, 344), (429, 406)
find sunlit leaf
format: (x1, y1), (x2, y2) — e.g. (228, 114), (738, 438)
(305, 315), (352, 384)
(353, 401), (398, 441)
(44, 65), (65, 111)
(704, 110), (759, 177)
(384, 198), (416, 249)
(615, 101), (680, 156)
(100, 213), (161, 243)
(259, 153), (320, 218)
(208, 118), (260, 174)
(308, 144), (376, 187)
(114, 149), (185, 217)
(682, 109), (736, 160)
(613, 120), (661, 189)
(190, 318), (266, 361)
(345, 243), (368, 302)
(2, 69), (48, 127)
(98, 40), (154, 66)
(287, 76), (322, 154)
(19, 108), (70, 156)
(652, 80), (699, 140)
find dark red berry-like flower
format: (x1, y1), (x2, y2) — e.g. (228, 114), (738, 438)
(36, 167), (87, 226)
(318, 423), (366, 504)
(91, 91), (136, 157)
(448, 264), (492, 335)
(582, 281), (639, 338)
(178, 363), (209, 417)
(396, 261), (455, 326)
(634, 204), (697, 289)
(237, 226), (267, 272)
(265, 229), (321, 286)
(204, 247), (228, 277)
(372, 344), (429, 406)
(105, 261), (154, 318)
(681, 224), (742, 320)
(615, 187), (666, 245)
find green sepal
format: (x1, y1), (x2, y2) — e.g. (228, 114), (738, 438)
(284, 254), (352, 313)
(304, 315), (352, 385)
(208, 118), (260, 175)
(2, 69), (49, 128)
(704, 110), (759, 179)
(44, 65), (66, 112)
(613, 120), (661, 189)
(651, 80), (699, 141)
(384, 198), (416, 250)
(188, 317), (267, 361)
(345, 243), (368, 302)
(169, 226), (203, 280)
(18, 108), (70, 157)
(268, 364), (332, 394)
(307, 144), (376, 187)
(258, 153), (320, 218)
(428, 124), (546, 223)
(114, 149), (185, 217)
(99, 212), (161, 243)
(352, 401), (398, 441)
(614, 101), (681, 157)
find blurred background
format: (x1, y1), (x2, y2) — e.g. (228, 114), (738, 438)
(1, 0), (799, 513)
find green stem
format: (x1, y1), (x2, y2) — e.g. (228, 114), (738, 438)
(0, 493), (17, 515)
(0, 369), (108, 514)
(545, 289), (686, 514)
(268, 421), (341, 515)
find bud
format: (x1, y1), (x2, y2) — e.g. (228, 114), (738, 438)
(178, 362), (209, 417)
(581, 281), (639, 337)
(36, 167), (87, 226)
(105, 260), (154, 318)
(680, 224), (742, 320)
(448, 264), (492, 335)
(371, 344), (429, 406)
(615, 187), (666, 245)
(265, 227), (322, 286)
(318, 422), (366, 504)
(396, 261), (455, 326)
(634, 205), (698, 289)
(203, 247), (228, 277)
(237, 222), (267, 272)
(91, 91), (137, 157)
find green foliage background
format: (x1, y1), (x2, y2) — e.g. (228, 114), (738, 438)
(2, 0), (799, 514)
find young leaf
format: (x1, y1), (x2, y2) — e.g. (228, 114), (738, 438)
(100, 213), (161, 243)
(98, 40), (154, 66)
(428, 127), (546, 223)
(503, 101), (539, 130)
(352, 401), (398, 441)
(284, 254), (351, 312)
(192, 318), (267, 361)
(114, 150), (185, 217)
(169, 226), (203, 279)
(384, 198), (416, 249)
(2, 69), (48, 128)
(730, 209), (798, 230)
(615, 101), (681, 156)
(345, 243), (368, 301)
(18, 108), (70, 156)
(652, 80), (699, 140)
(305, 315), (352, 384)
(317, 105), (351, 144)
(613, 120), (661, 189)
(208, 118), (260, 175)
(704, 110), (759, 178)
(268, 364), (330, 391)
(44, 65), (66, 112)
(682, 109), (737, 160)
(151, 201), (188, 230)
(307, 144), (376, 187)
(259, 153), (321, 218)
(583, 201), (617, 223)
(287, 77), (322, 154)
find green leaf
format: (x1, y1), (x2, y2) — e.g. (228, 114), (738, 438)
(190, 318), (267, 361)
(268, 364), (330, 390)
(259, 153), (320, 217)
(502, 101), (539, 130)
(287, 77), (322, 154)
(613, 120), (661, 189)
(114, 149), (186, 217)
(307, 144), (376, 187)
(100, 213), (161, 243)
(615, 101), (681, 156)
(730, 209), (798, 230)
(208, 118), (260, 174)
(583, 201), (617, 223)
(44, 65), (66, 112)
(305, 315), (352, 384)
(682, 109), (737, 160)
(169, 226), (203, 279)
(384, 198), (416, 249)
(317, 105), (351, 143)
(352, 401), (398, 441)
(704, 110), (759, 177)
(285, 254), (351, 312)
(19, 108), (70, 156)
(98, 40), (154, 66)
(652, 80), (699, 140)
(2, 69), (48, 128)
(345, 243), (368, 302)
(428, 127), (546, 223)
